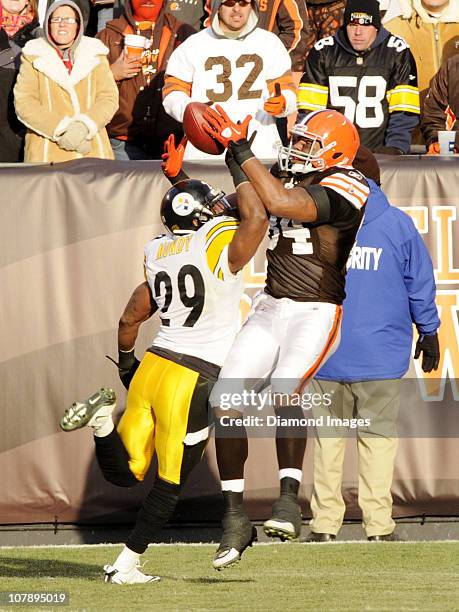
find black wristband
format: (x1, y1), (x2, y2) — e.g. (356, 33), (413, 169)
(118, 348), (136, 369)
(167, 169), (189, 185)
(229, 139), (255, 167)
(225, 151), (249, 188)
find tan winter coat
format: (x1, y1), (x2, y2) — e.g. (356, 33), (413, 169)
(14, 36), (119, 162)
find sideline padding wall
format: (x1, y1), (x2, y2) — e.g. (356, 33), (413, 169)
(1, 156), (458, 525)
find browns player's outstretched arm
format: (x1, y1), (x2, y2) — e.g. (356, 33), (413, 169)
(202, 104), (317, 225)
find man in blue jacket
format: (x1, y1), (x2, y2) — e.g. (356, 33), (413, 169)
(307, 150), (440, 542)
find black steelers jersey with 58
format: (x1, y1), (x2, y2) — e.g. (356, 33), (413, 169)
(298, 30), (420, 150)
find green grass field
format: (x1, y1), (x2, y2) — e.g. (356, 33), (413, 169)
(1, 542), (458, 611)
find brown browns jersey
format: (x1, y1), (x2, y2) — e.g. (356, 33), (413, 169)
(265, 165), (369, 304)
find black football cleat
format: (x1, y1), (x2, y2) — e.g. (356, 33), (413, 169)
(263, 494), (302, 541)
(213, 511), (257, 570)
(305, 532), (336, 543)
(368, 532), (403, 542)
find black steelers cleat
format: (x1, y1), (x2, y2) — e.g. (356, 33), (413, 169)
(213, 510), (257, 570)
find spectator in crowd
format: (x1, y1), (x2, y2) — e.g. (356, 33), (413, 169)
(42, 0), (90, 26)
(203, 0), (310, 75)
(421, 54), (459, 152)
(14, 0), (118, 162)
(90, 0), (114, 33)
(0, 0), (39, 162)
(113, 0), (206, 29)
(162, 0), (297, 160)
(385, 0), (459, 143)
(98, 0), (194, 160)
(307, 147), (440, 543)
(202, 0), (309, 138)
(298, 0), (420, 154)
(166, 0), (206, 30)
(305, 0), (345, 57)
(379, 0), (403, 22)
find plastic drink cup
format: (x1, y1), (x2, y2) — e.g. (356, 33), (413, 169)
(438, 130), (456, 155)
(124, 34), (146, 59)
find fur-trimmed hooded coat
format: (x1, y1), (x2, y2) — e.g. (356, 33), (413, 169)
(14, 34), (119, 162)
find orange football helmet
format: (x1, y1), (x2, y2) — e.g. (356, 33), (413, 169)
(278, 109), (360, 175)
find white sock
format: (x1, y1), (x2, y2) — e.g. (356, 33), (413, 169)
(279, 468), (302, 483)
(113, 546), (140, 572)
(221, 479), (245, 493)
(92, 416), (114, 438)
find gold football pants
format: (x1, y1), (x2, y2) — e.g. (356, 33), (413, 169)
(117, 352), (210, 485)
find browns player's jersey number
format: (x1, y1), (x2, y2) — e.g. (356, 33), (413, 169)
(205, 54), (263, 102)
(269, 217), (314, 255)
(154, 264), (205, 328)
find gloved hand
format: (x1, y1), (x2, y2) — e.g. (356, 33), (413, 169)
(203, 104), (251, 148)
(76, 139), (91, 155)
(106, 350), (140, 390)
(427, 142), (440, 155)
(57, 121), (89, 151)
(414, 332), (440, 373)
(374, 146), (403, 155)
(263, 83), (286, 116)
(161, 134), (187, 178)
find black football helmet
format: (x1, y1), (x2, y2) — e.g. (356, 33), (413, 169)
(160, 179), (227, 235)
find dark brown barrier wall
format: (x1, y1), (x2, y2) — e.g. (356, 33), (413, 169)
(0, 156), (458, 525)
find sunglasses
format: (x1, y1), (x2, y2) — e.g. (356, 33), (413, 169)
(221, 0), (251, 6)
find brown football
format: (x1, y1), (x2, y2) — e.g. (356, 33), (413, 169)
(183, 102), (225, 155)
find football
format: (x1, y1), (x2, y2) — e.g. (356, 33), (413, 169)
(183, 102), (225, 155)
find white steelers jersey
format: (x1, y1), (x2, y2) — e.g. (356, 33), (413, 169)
(144, 216), (243, 366)
(163, 27), (296, 161)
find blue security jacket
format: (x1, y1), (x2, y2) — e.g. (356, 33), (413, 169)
(316, 180), (440, 382)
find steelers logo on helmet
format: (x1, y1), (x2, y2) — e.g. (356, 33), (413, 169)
(160, 179), (222, 235)
(172, 192), (198, 216)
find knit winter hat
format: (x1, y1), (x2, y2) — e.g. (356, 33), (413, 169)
(343, 0), (381, 29)
(353, 145), (380, 185)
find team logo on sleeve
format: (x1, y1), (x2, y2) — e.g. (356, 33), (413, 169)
(172, 192), (198, 216)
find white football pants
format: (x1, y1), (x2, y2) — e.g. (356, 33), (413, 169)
(211, 292), (342, 410)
